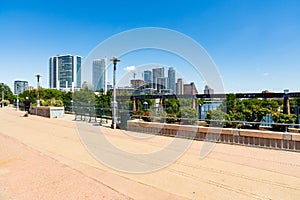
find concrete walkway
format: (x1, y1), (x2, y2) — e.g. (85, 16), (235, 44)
(1, 107), (300, 199)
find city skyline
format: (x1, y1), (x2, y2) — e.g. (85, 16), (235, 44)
(1, 1), (300, 93)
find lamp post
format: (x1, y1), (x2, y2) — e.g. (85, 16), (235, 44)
(16, 83), (19, 111)
(110, 57), (120, 129)
(35, 74), (41, 107)
(143, 101), (148, 110)
(1, 83), (4, 108)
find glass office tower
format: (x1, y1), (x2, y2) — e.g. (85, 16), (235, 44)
(49, 54), (82, 91)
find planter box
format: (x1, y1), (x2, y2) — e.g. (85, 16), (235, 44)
(30, 106), (64, 118)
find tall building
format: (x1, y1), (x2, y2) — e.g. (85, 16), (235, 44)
(49, 54), (81, 91)
(184, 82), (198, 95)
(14, 80), (29, 95)
(168, 67), (175, 94)
(157, 77), (168, 92)
(152, 67), (164, 90)
(204, 85), (214, 94)
(92, 58), (107, 93)
(176, 78), (184, 95)
(143, 70), (152, 84)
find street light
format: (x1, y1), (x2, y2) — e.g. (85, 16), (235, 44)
(1, 83), (4, 108)
(110, 57), (120, 129)
(35, 74), (42, 107)
(16, 83), (20, 111)
(143, 101), (148, 110)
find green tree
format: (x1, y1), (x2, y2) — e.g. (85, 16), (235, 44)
(272, 112), (296, 132)
(178, 107), (198, 125)
(0, 83), (14, 104)
(73, 87), (95, 107)
(205, 109), (226, 127)
(19, 89), (37, 105)
(40, 88), (63, 101)
(164, 98), (179, 114)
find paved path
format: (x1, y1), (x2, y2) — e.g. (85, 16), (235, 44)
(1, 107), (300, 199)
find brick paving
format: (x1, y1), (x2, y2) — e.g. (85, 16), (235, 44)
(1, 107), (300, 199)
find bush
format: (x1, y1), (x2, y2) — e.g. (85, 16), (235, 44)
(41, 98), (64, 107)
(205, 109), (226, 127)
(272, 112), (296, 132)
(179, 107), (198, 125)
(166, 113), (177, 124)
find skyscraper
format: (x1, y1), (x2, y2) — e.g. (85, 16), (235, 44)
(168, 67), (175, 94)
(92, 58), (107, 93)
(14, 80), (29, 95)
(143, 70), (152, 84)
(49, 54), (81, 91)
(157, 77), (168, 92)
(152, 67), (164, 90)
(176, 78), (184, 95)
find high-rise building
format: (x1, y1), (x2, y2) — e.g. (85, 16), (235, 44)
(184, 82), (198, 95)
(204, 85), (214, 94)
(152, 67), (164, 90)
(157, 77), (168, 92)
(143, 70), (152, 83)
(92, 58), (107, 93)
(14, 80), (29, 95)
(168, 67), (175, 94)
(49, 54), (81, 91)
(176, 78), (184, 95)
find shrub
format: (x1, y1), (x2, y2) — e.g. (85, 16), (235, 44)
(179, 107), (198, 125)
(205, 109), (226, 127)
(272, 112), (296, 132)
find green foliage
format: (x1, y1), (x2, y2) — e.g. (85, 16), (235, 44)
(222, 93), (236, 112)
(290, 98), (300, 107)
(205, 109), (226, 127)
(40, 88), (57, 100)
(222, 97), (281, 128)
(179, 99), (193, 107)
(19, 89), (37, 104)
(62, 92), (72, 106)
(179, 107), (197, 125)
(166, 113), (178, 124)
(73, 87), (95, 106)
(42, 98), (64, 107)
(272, 112), (296, 131)
(18, 88), (74, 107)
(95, 90), (112, 108)
(164, 98), (179, 114)
(137, 98), (154, 111)
(0, 83), (14, 103)
(197, 98), (204, 105)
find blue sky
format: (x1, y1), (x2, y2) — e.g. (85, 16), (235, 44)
(0, 0), (299, 93)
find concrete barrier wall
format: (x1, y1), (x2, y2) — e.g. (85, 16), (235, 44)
(30, 107), (64, 118)
(127, 120), (300, 152)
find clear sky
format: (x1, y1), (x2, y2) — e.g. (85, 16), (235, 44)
(0, 0), (299, 93)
